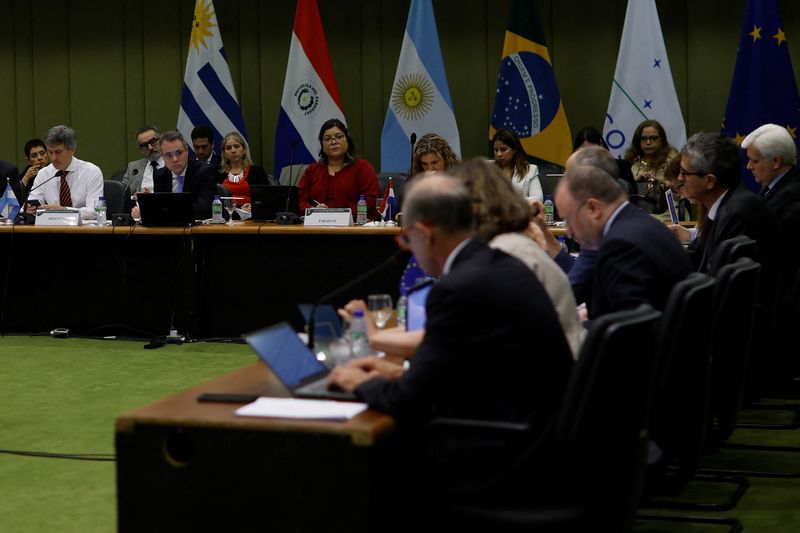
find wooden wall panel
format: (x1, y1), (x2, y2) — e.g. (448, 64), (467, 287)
(1, 0), (799, 176)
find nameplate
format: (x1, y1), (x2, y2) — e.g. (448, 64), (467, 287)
(304, 208), (353, 227)
(36, 210), (82, 226)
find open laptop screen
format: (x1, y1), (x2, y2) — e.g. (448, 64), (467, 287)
(406, 280), (433, 332)
(246, 323), (328, 390)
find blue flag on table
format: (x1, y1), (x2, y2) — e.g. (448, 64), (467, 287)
(380, 0), (461, 173)
(177, 0), (248, 158)
(721, 0), (800, 192)
(0, 180), (20, 221)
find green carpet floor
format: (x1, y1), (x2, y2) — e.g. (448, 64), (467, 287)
(0, 336), (255, 533)
(1, 336), (799, 532)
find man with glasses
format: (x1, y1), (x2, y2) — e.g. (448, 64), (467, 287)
(328, 174), (573, 428)
(132, 131), (216, 220)
(27, 125), (104, 221)
(555, 146), (691, 319)
(122, 126), (164, 194)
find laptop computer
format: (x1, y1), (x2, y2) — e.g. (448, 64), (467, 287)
(245, 322), (356, 401)
(297, 303), (344, 340)
(137, 192), (195, 227)
(250, 185), (299, 221)
(406, 279), (434, 332)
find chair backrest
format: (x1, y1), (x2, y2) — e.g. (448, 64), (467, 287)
(555, 304), (661, 530)
(216, 183), (231, 198)
(650, 273), (716, 475)
(708, 257), (760, 447)
(109, 167), (126, 182)
(709, 235), (756, 275)
(103, 180), (129, 215)
(377, 173), (408, 210)
(279, 164), (309, 186)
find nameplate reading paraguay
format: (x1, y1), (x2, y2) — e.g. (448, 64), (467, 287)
(304, 208), (353, 227)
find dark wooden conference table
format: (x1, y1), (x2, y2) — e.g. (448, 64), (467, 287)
(0, 223), (404, 338)
(115, 362), (396, 532)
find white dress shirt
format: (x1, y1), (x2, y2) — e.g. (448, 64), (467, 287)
(142, 157), (164, 192)
(29, 156), (104, 220)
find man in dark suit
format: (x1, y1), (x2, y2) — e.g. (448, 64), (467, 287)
(555, 146), (692, 319)
(132, 131), (216, 220)
(328, 174), (573, 429)
(191, 125), (222, 171)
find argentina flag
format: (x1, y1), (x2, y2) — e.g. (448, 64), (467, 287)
(274, 0), (346, 177)
(0, 180), (20, 221)
(604, 0), (686, 159)
(177, 0), (248, 156)
(380, 0), (461, 173)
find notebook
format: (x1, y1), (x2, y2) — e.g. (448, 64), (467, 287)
(250, 185), (299, 221)
(245, 322), (356, 401)
(137, 192), (194, 227)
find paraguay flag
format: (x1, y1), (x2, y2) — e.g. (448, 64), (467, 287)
(274, 0), (346, 177)
(721, 0), (800, 192)
(380, 0), (461, 173)
(177, 0), (248, 155)
(380, 178), (397, 222)
(490, 0), (572, 167)
(0, 180), (20, 221)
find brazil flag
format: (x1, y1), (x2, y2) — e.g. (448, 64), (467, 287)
(490, 0), (572, 167)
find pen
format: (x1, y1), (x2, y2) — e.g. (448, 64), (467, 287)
(312, 200), (320, 206)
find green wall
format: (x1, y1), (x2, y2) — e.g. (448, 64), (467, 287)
(1, 0), (799, 176)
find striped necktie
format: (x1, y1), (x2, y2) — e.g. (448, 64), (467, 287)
(58, 170), (72, 207)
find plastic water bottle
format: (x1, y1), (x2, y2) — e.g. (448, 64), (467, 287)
(396, 294), (407, 330)
(95, 196), (107, 226)
(543, 196), (554, 225)
(346, 309), (370, 358)
(212, 195), (224, 223)
(356, 194), (368, 225)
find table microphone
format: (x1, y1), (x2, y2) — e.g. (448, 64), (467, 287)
(15, 171), (61, 224)
(307, 249), (411, 349)
(409, 132), (417, 175)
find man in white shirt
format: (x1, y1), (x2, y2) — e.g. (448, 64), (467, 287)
(122, 125), (165, 194)
(27, 125), (104, 220)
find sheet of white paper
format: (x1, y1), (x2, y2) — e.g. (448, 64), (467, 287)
(234, 207), (252, 220)
(235, 397), (368, 420)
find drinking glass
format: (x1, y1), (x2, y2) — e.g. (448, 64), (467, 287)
(367, 294), (393, 330)
(223, 197), (237, 225)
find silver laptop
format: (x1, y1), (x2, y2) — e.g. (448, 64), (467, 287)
(245, 322), (356, 401)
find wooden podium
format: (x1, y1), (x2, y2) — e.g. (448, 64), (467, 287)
(115, 363), (396, 532)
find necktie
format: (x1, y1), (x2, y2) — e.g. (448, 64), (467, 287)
(58, 170), (72, 207)
(176, 175), (184, 193)
(759, 186), (769, 199)
(150, 161), (158, 173)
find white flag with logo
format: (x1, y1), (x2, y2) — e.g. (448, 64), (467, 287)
(603, 0), (686, 158)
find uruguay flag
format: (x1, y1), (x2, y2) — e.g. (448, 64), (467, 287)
(380, 178), (397, 222)
(177, 0), (248, 157)
(380, 0), (461, 173)
(274, 0), (346, 177)
(604, 0), (686, 159)
(0, 180), (20, 221)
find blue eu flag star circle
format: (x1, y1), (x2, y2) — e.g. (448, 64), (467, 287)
(492, 51), (561, 138)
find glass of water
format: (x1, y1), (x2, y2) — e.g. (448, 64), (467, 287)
(367, 294), (393, 330)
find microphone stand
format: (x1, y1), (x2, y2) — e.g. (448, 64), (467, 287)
(15, 171), (60, 225)
(307, 249), (410, 350)
(408, 132), (417, 176)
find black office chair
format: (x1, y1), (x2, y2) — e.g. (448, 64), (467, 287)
(377, 172), (407, 212)
(109, 167), (127, 182)
(104, 180), (129, 216)
(708, 235), (757, 276)
(427, 305), (661, 532)
(637, 274), (747, 533)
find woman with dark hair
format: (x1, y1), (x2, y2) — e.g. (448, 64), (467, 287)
(573, 126), (636, 194)
(410, 133), (460, 176)
(624, 120), (678, 179)
(297, 118), (380, 220)
(492, 128), (543, 202)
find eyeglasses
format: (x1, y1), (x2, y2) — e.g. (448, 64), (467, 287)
(678, 168), (707, 177)
(322, 134), (346, 145)
(163, 149), (186, 161)
(138, 137), (159, 150)
(640, 135), (660, 143)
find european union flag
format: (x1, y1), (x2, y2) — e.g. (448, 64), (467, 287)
(490, 0), (572, 166)
(721, 0), (800, 192)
